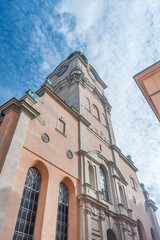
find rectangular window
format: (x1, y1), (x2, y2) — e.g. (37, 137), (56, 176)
(57, 119), (65, 134)
(130, 177), (136, 190)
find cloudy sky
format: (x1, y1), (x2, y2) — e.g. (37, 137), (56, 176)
(1, 0), (160, 223)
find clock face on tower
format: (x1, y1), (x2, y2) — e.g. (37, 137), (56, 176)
(57, 65), (68, 77)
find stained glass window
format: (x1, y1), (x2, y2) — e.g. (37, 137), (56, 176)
(100, 167), (109, 201)
(13, 167), (41, 240)
(56, 183), (69, 240)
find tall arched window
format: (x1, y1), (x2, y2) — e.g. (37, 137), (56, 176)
(13, 167), (41, 240)
(151, 228), (156, 240)
(93, 104), (100, 120)
(89, 165), (95, 189)
(86, 97), (90, 112)
(107, 229), (117, 240)
(56, 183), (69, 240)
(137, 224), (143, 240)
(100, 166), (109, 201)
(119, 185), (126, 206)
(137, 220), (146, 240)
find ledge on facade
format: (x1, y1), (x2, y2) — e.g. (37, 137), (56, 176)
(78, 194), (137, 228)
(115, 214), (137, 227)
(77, 193), (109, 211)
(55, 128), (67, 137)
(118, 203), (125, 207)
(112, 144), (138, 172)
(83, 183), (91, 188)
(112, 174), (128, 186)
(79, 150), (111, 166)
(70, 105), (78, 113)
(0, 97), (40, 119)
(145, 199), (158, 212)
(19, 93), (37, 106)
(36, 82), (91, 127)
(78, 115), (90, 127)
(88, 128), (111, 147)
(78, 150), (101, 165)
(109, 160), (128, 186)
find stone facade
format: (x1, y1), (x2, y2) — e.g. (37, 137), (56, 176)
(0, 52), (159, 240)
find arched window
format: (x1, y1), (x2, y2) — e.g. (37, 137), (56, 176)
(100, 166), (109, 201)
(151, 228), (156, 240)
(137, 220), (146, 240)
(93, 104), (100, 120)
(89, 165), (95, 189)
(130, 177), (136, 190)
(119, 185), (126, 206)
(137, 224), (143, 240)
(13, 167), (41, 240)
(86, 97), (90, 111)
(107, 229), (117, 240)
(56, 183), (69, 240)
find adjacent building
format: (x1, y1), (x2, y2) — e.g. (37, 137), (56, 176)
(134, 61), (160, 121)
(0, 51), (159, 240)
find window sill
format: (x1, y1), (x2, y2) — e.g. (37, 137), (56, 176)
(55, 128), (67, 137)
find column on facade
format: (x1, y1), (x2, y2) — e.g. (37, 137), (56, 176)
(0, 110), (33, 228)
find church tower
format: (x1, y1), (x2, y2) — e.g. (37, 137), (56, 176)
(0, 51), (159, 240)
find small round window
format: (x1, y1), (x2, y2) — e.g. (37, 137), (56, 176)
(41, 133), (49, 143)
(66, 150), (73, 159)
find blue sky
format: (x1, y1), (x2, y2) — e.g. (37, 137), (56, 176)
(1, 0), (160, 222)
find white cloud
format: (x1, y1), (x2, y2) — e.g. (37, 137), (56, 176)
(41, 61), (51, 71)
(56, 0), (105, 37)
(52, 0), (160, 223)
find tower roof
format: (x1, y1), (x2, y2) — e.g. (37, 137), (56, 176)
(67, 51), (88, 64)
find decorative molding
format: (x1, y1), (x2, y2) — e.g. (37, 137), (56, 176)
(112, 144), (138, 172)
(0, 98), (40, 119)
(36, 82), (91, 127)
(145, 199), (158, 212)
